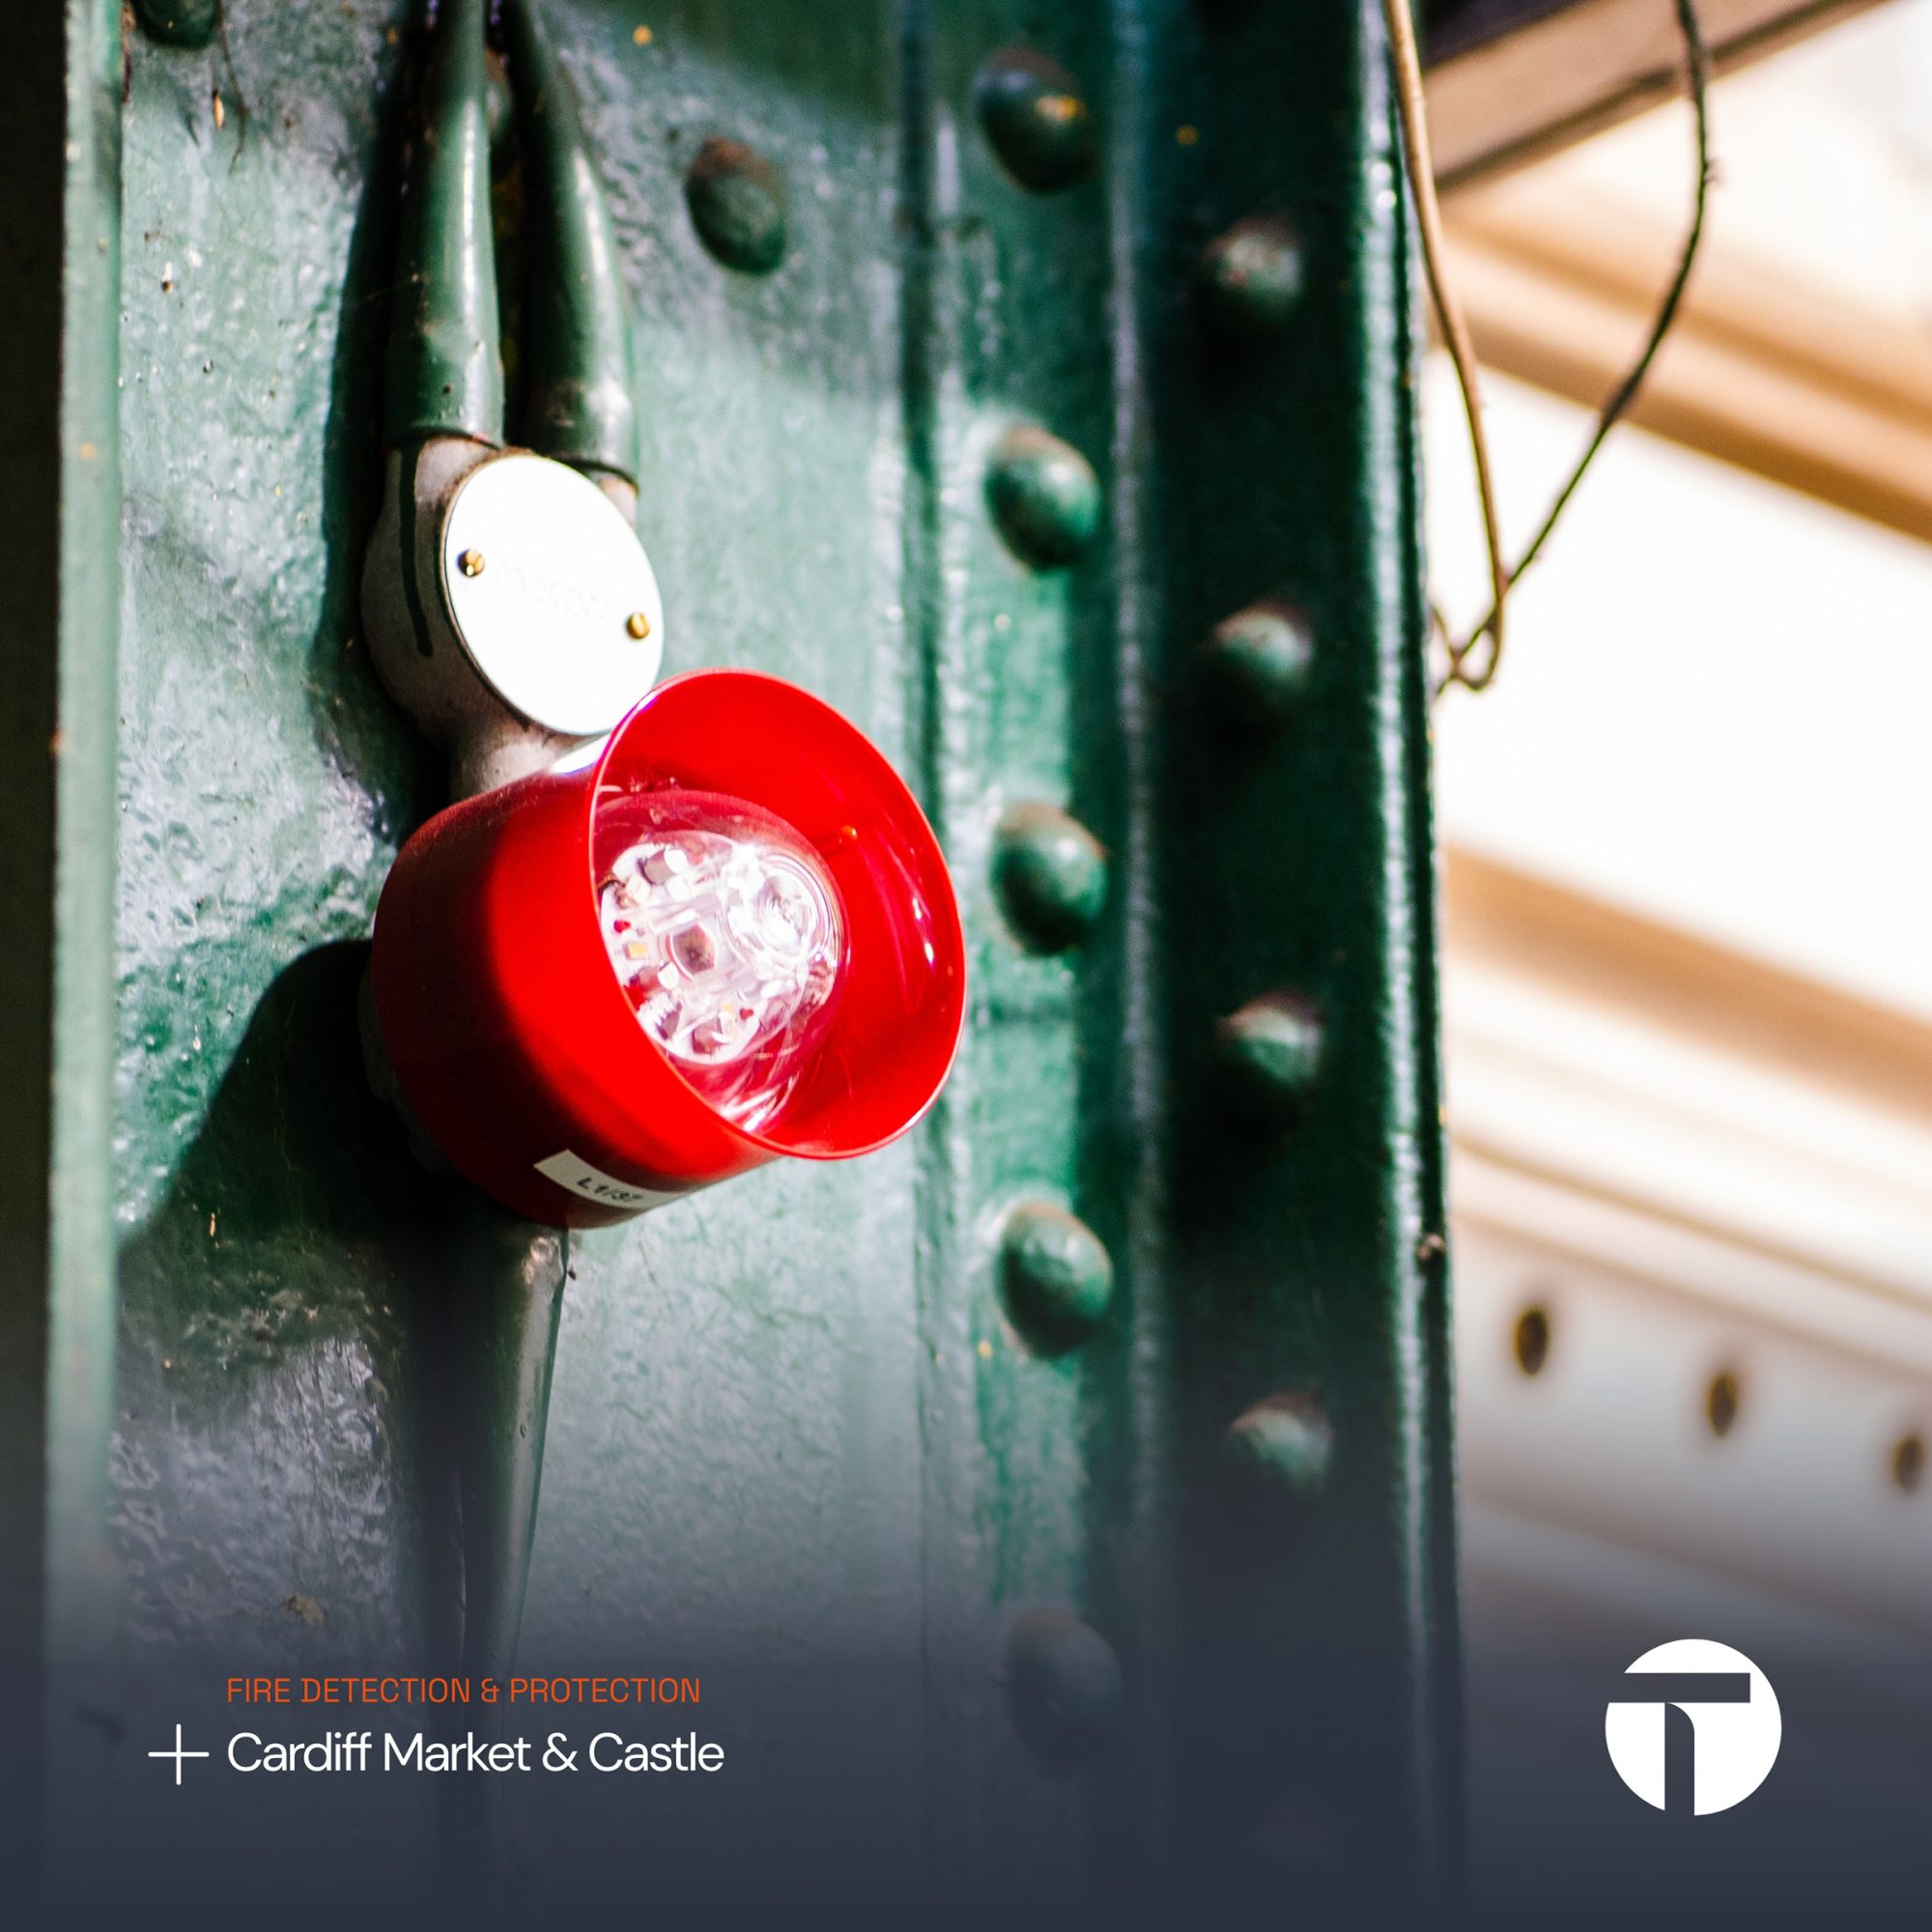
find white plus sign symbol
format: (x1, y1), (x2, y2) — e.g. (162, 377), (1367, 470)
(148, 1724), (211, 1786)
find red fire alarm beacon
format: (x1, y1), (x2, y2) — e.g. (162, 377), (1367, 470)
(370, 670), (966, 1226)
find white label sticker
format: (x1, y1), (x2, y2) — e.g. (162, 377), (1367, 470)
(534, 1150), (682, 1213)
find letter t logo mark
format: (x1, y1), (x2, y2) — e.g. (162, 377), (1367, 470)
(1605, 1639), (1781, 1815)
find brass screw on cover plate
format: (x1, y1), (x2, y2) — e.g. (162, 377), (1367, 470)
(458, 549), (486, 577)
(626, 611), (652, 639)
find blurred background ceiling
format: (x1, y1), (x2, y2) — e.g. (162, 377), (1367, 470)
(1429, 0), (1932, 1009)
(1424, 0), (1887, 181)
(1421, 3), (1932, 1907)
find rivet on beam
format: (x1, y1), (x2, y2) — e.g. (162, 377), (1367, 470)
(1198, 600), (1315, 733)
(992, 804), (1108, 953)
(1005, 1608), (1122, 1769)
(1227, 1391), (1333, 1493)
(973, 48), (1097, 193)
(1212, 993), (1324, 1124)
(132, 0), (219, 50)
(1195, 216), (1305, 339)
(998, 1201), (1114, 1355)
(685, 137), (786, 274)
(985, 425), (1100, 568)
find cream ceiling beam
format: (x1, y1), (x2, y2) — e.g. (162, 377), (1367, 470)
(1439, 192), (1932, 542)
(1427, 0), (1886, 188)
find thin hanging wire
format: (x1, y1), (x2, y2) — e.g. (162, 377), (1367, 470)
(1381, 0), (1714, 696)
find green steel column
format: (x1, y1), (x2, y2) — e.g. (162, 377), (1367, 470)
(904, 0), (1457, 1909)
(87, 0), (1458, 1910)
(1136, 0), (1462, 1909)
(900, 0), (1132, 1899)
(0, 0), (124, 1898)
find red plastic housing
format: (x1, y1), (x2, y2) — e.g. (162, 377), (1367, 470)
(371, 671), (966, 1227)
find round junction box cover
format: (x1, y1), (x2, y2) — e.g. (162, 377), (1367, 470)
(440, 451), (666, 739)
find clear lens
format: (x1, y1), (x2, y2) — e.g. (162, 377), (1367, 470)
(596, 789), (846, 1130)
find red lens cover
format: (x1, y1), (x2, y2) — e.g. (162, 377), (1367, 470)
(371, 671), (966, 1227)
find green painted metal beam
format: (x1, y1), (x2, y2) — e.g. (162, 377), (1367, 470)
(0, 0), (124, 1898)
(14, 0), (1462, 1915)
(1139, 4), (1463, 1900)
(903, 0), (1460, 1908)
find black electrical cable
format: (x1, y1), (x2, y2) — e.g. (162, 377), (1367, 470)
(1383, 0), (1714, 695)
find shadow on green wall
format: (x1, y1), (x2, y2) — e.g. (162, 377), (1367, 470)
(116, 940), (462, 1660)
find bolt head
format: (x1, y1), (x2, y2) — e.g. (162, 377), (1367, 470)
(1005, 1608), (1122, 1770)
(626, 611), (652, 639)
(686, 138), (786, 274)
(458, 548), (486, 578)
(974, 48), (1097, 193)
(999, 1202), (1114, 1355)
(992, 804), (1108, 953)
(985, 426), (1101, 569)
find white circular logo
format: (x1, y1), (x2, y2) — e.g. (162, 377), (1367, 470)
(1605, 1639), (1780, 1815)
